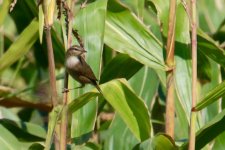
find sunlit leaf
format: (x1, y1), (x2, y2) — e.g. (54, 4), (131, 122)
(69, 78), (151, 141)
(45, 106), (62, 150)
(0, 19), (39, 72)
(101, 114), (139, 150)
(104, 11), (166, 71)
(70, 0), (107, 140)
(101, 79), (151, 141)
(194, 80), (225, 111)
(0, 124), (23, 149)
(137, 134), (177, 150)
(181, 109), (225, 150)
(0, 119), (46, 141)
(0, 0), (10, 25)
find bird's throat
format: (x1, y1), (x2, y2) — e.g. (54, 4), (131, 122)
(66, 56), (80, 68)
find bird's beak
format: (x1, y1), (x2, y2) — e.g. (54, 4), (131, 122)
(82, 50), (87, 53)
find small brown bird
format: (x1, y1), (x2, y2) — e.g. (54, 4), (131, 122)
(65, 45), (102, 93)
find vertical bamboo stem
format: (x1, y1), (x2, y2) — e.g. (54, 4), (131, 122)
(189, 0), (197, 149)
(60, 1), (76, 149)
(165, 0), (176, 139)
(45, 27), (58, 107)
(45, 26), (59, 150)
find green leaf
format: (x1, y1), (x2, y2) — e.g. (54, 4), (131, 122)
(197, 29), (225, 68)
(100, 54), (143, 83)
(119, 0), (145, 19)
(69, 79), (151, 141)
(71, 0), (107, 139)
(151, 0), (192, 138)
(0, 0), (10, 25)
(198, 0), (225, 33)
(197, 51), (212, 83)
(181, 109), (225, 150)
(45, 106), (62, 150)
(104, 11), (165, 71)
(213, 131), (225, 150)
(38, 5), (44, 44)
(194, 80), (225, 111)
(0, 119), (46, 141)
(28, 143), (45, 150)
(0, 124), (23, 150)
(0, 19), (39, 72)
(137, 134), (178, 150)
(129, 66), (159, 107)
(68, 92), (99, 113)
(101, 79), (151, 141)
(101, 114), (139, 150)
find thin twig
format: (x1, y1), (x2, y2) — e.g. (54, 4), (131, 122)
(189, 0), (197, 149)
(165, 0), (176, 139)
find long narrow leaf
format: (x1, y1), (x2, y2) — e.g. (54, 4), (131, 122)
(101, 79), (151, 141)
(181, 109), (225, 150)
(194, 80), (225, 111)
(104, 11), (165, 71)
(68, 79), (151, 141)
(71, 0), (107, 139)
(0, 19), (39, 72)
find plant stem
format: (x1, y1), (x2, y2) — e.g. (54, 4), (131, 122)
(60, 72), (68, 150)
(45, 27), (58, 107)
(45, 26), (60, 150)
(165, 0), (176, 139)
(189, 0), (197, 149)
(60, 1), (76, 149)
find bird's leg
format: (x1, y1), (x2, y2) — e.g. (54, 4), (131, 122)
(62, 84), (85, 93)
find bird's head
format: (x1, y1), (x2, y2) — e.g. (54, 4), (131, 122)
(66, 45), (86, 57)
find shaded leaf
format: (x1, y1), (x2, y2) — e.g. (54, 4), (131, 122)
(0, 119), (46, 141)
(29, 143), (45, 150)
(100, 54), (143, 83)
(197, 29), (225, 68)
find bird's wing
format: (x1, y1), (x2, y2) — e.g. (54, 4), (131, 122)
(79, 56), (98, 81)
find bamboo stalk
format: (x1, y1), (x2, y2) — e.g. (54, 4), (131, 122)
(42, 0), (59, 149)
(165, 0), (176, 139)
(45, 27), (58, 107)
(189, 0), (197, 149)
(60, 1), (76, 149)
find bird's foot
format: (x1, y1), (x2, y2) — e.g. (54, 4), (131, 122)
(62, 88), (70, 93)
(62, 85), (85, 93)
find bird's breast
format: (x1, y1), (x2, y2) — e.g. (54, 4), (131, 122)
(66, 56), (80, 69)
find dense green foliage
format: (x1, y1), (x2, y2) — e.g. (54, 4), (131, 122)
(0, 0), (225, 149)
